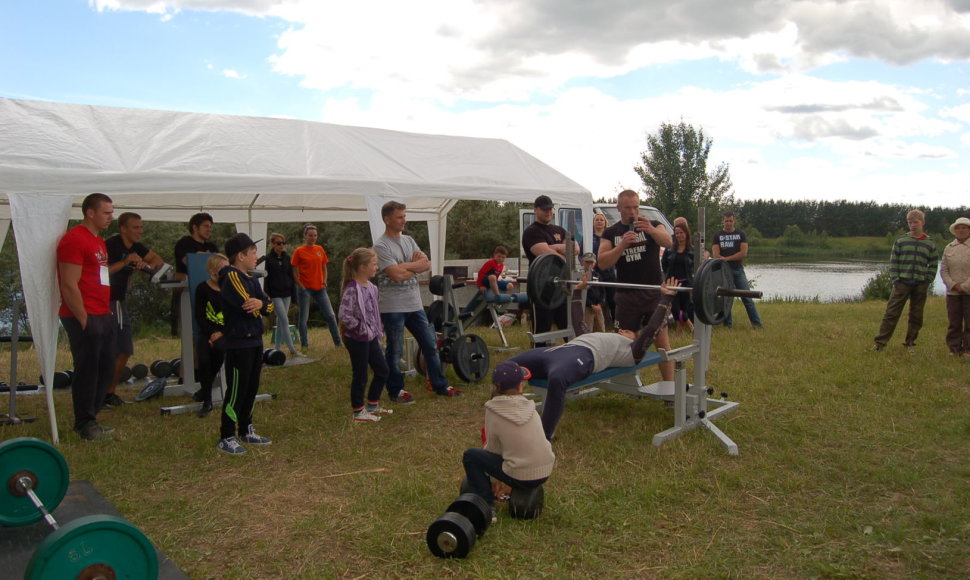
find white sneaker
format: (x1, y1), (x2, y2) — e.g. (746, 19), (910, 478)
(366, 404), (393, 416)
(353, 409), (381, 422)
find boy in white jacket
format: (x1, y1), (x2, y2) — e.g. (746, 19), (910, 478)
(462, 361), (556, 509)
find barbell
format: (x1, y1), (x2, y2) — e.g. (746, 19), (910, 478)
(526, 254), (762, 326)
(0, 437), (158, 579)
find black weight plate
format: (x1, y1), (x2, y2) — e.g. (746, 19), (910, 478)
(426, 512), (476, 559)
(149, 359), (171, 378)
(446, 493), (492, 535)
(414, 347), (427, 376)
(452, 334), (490, 383)
(509, 485), (545, 520)
(692, 258), (734, 326)
(52, 371), (71, 390)
(130, 363), (149, 380)
(170, 357), (182, 376)
(0, 437), (70, 526)
(527, 253), (569, 310)
(119, 366), (133, 383)
(25, 514), (159, 580)
(266, 349), (286, 366)
(135, 377), (166, 402)
(429, 275), (445, 296)
(427, 300), (457, 332)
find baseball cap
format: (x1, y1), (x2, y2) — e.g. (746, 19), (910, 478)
(534, 195), (554, 211)
(224, 233), (261, 261)
(492, 360), (532, 392)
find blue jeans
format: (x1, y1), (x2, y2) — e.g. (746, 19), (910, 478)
(381, 310), (448, 396)
(484, 288), (528, 304)
(271, 297), (297, 352)
(462, 448), (547, 506)
(298, 287), (341, 347)
(726, 267), (762, 327)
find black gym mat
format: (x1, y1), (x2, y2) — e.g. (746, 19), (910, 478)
(0, 479), (188, 579)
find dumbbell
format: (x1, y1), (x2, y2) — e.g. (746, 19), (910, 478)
(44, 371), (72, 390)
(426, 493), (492, 559)
(0, 437), (159, 578)
(508, 485), (544, 520)
(119, 365), (133, 383)
(169, 357), (181, 376)
(130, 363), (149, 380)
(262, 348), (287, 367)
(149, 359), (171, 378)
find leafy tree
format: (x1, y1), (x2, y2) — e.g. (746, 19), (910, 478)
(634, 121), (734, 221)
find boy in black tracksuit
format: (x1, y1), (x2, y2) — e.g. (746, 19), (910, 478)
(217, 233), (275, 455)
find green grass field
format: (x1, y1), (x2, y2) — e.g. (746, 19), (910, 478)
(3, 297), (968, 579)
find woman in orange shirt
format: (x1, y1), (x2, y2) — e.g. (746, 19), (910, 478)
(291, 224), (341, 349)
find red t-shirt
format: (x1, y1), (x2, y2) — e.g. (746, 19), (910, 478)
(290, 244), (329, 290)
(476, 258), (506, 289)
(57, 225), (110, 317)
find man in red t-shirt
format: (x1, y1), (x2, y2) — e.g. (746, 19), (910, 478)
(57, 193), (118, 440)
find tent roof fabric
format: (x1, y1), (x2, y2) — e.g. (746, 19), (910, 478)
(0, 98), (592, 221)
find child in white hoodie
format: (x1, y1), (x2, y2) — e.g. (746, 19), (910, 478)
(462, 360), (556, 509)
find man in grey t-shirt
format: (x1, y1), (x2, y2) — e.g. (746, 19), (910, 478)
(375, 201), (462, 402)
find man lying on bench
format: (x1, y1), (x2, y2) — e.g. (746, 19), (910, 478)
(508, 278), (678, 440)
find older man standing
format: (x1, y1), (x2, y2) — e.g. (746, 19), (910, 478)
(597, 189), (674, 382)
(375, 201), (462, 401)
(57, 193), (117, 440)
(941, 217), (970, 356)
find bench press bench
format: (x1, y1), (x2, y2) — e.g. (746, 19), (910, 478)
(527, 330), (740, 455)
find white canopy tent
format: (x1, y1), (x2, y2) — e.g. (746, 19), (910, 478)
(0, 97), (593, 443)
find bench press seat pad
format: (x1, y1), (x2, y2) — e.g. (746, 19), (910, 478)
(528, 351), (663, 390)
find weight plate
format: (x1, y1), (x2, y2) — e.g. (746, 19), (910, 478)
(263, 349), (286, 367)
(446, 493), (492, 535)
(692, 259), (734, 326)
(130, 364), (149, 380)
(429, 275), (445, 297)
(451, 334), (490, 383)
(119, 366), (133, 383)
(149, 360), (171, 378)
(509, 485), (545, 520)
(134, 378), (166, 402)
(427, 300), (457, 333)
(414, 346), (427, 376)
(527, 254), (569, 311)
(25, 514), (159, 580)
(169, 357), (182, 376)
(0, 437), (70, 526)
(52, 371), (71, 390)
(426, 512), (476, 559)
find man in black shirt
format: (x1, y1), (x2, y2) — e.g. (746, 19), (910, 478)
(522, 195), (577, 343)
(597, 189), (674, 381)
(105, 212), (164, 406)
(171, 212), (218, 335)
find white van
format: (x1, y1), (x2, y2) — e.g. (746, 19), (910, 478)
(517, 203), (673, 274)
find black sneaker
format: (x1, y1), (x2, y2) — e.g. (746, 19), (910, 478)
(78, 421), (113, 441)
(197, 402), (213, 418)
(103, 393), (129, 407)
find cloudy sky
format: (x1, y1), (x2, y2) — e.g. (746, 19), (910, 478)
(3, 0), (969, 207)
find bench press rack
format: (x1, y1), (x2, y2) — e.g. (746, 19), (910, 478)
(528, 320), (740, 455)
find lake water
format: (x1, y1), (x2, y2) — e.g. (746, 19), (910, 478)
(745, 261), (947, 302)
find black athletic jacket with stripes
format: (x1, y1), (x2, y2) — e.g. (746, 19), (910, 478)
(218, 265), (274, 349)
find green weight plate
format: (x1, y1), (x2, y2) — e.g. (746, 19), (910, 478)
(26, 514), (159, 580)
(0, 437), (69, 526)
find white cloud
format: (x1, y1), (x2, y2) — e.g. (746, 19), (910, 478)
(222, 69), (246, 79)
(942, 103), (970, 124)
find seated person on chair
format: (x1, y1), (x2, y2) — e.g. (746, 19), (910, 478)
(508, 278), (679, 440)
(462, 360), (555, 511)
(477, 245), (527, 304)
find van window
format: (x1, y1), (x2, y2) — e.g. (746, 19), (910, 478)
(558, 207), (583, 249)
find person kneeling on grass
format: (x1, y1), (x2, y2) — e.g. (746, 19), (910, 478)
(462, 360), (555, 512)
(217, 233), (275, 455)
(508, 277), (679, 440)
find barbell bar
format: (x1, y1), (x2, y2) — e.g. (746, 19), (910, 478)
(526, 254), (763, 326)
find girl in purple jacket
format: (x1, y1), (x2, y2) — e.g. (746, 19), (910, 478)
(338, 248), (391, 422)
